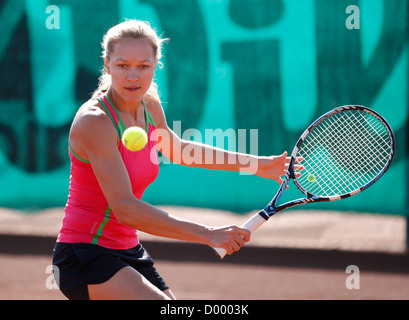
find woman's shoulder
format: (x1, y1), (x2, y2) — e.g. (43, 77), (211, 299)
(71, 99), (116, 136)
(69, 98), (119, 158)
(143, 92), (167, 128)
(143, 92), (161, 110)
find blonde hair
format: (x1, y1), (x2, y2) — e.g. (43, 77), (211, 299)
(92, 20), (168, 99)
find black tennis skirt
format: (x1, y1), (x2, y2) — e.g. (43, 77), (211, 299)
(52, 242), (169, 300)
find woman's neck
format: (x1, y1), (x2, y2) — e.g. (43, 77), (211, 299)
(107, 88), (141, 115)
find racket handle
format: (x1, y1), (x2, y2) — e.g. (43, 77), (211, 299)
(214, 212), (268, 259)
(242, 212), (269, 232)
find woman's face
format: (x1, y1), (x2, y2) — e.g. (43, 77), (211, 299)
(105, 37), (157, 103)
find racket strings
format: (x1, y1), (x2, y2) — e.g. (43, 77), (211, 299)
(307, 114), (389, 194)
(333, 111), (391, 171)
(333, 112), (391, 165)
(313, 117), (384, 193)
(297, 109), (393, 197)
(299, 131), (365, 196)
(320, 113), (389, 179)
(303, 111), (391, 194)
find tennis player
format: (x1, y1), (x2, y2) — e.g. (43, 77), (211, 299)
(52, 20), (297, 300)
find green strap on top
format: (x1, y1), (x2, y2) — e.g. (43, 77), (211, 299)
(69, 94), (156, 163)
(97, 94), (155, 137)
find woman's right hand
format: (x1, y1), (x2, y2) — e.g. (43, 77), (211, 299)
(206, 225), (251, 255)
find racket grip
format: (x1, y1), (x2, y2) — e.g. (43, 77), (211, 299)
(242, 212), (268, 232)
(214, 212), (268, 259)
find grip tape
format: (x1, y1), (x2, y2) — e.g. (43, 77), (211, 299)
(214, 213), (268, 259)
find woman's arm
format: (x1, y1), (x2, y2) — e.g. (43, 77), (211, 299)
(147, 96), (301, 184)
(69, 101), (250, 255)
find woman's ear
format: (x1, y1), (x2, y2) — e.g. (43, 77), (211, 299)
(104, 57), (111, 74)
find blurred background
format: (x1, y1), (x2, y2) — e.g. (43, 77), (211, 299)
(0, 0), (408, 300)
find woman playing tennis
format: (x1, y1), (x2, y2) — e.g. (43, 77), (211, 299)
(53, 20), (298, 300)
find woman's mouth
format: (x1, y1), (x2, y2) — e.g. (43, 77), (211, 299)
(124, 86), (141, 92)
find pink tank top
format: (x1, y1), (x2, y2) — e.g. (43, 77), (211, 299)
(57, 94), (159, 249)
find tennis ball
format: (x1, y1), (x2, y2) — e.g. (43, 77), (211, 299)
(122, 126), (148, 152)
(307, 174), (315, 182)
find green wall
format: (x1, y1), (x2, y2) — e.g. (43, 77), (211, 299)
(0, 0), (407, 214)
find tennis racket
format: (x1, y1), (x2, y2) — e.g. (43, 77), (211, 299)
(215, 105), (395, 258)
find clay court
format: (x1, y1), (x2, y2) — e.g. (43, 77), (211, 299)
(0, 207), (408, 300)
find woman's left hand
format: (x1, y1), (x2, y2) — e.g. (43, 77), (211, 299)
(255, 152), (304, 186)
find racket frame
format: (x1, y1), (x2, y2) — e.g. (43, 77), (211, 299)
(214, 105), (395, 259)
(260, 105), (395, 220)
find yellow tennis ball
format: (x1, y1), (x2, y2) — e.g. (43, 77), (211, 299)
(122, 126), (148, 152)
(307, 174), (315, 182)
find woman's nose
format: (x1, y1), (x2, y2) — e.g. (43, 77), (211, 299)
(127, 68), (139, 81)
